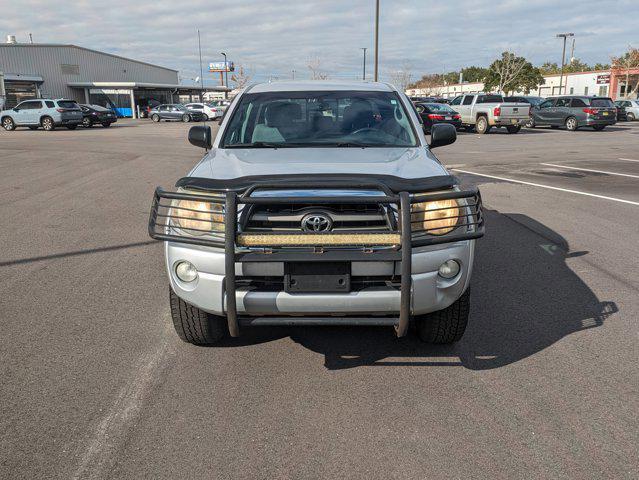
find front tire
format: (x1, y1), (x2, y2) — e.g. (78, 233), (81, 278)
(475, 116), (490, 134)
(151, 114), (160, 122)
(506, 125), (521, 134)
(182, 114), (191, 122)
(2, 117), (16, 131)
(416, 288), (471, 344)
(526, 117), (535, 128)
(41, 116), (55, 131)
(627, 112), (636, 121)
(565, 116), (578, 131)
(169, 289), (227, 345)
(82, 117), (92, 128)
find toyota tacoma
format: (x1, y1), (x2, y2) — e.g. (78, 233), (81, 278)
(148, 81), (484, 345)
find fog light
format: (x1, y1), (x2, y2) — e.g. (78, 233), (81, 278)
(175, 261), (198, 282)
(438, 260), (460, 279)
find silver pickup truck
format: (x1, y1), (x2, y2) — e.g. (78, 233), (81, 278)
(148, 81), (484, 346)
(450, 93), (530, 134)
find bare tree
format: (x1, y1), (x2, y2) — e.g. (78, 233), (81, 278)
(388, 62), (413, 92)
(230, 65), (252, 90)
(612, 46), (639, 98)
(307, 56), (329, 80)
(487, 52), (528, 94)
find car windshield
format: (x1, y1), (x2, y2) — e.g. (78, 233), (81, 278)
(526, 97), (545, 106)
(175, 105), (187, 111)
(421, 103), (453, 112)
(590, 98), (614, 107)
(90, 105), (111, 112)
(57, 100), (79, 109)
(222, 90), (418, 148)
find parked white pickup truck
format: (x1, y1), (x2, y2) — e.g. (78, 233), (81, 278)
(449, 93), (530, 134)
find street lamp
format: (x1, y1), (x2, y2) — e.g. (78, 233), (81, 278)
(556, 33), (574, 95)
(360, 47), (367, 80)
(374, 0), (380, 81)
(221, 52), (229, 99)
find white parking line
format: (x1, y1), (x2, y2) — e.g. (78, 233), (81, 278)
(618, 158), (639, 163)
(540, 163), (639, 179)
(451, 169), (639, 206)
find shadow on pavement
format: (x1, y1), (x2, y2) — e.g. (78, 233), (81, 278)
(215, 209), (617, 370)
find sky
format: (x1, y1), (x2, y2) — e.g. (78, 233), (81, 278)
(1, 0), (637, 87)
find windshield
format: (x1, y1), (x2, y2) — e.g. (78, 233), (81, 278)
(221, 90), (418, 148)
(421, 103), (453, 112)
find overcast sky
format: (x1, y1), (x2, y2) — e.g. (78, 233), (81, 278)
(2, 0), (637, 86)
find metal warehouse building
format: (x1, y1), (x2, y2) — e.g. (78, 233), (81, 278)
(0, 40), (222, 116)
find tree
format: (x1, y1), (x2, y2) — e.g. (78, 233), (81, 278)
(612, 46), (639, 98)
(460, 66), (489, 83)
(307, 56), (329, 80)
(388, 62), (413, 92)
(484, 51), (544, 94)
(230, 65), (252, 89)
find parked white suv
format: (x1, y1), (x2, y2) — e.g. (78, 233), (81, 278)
(184, 102), (223, 120)
(148, 82), (484, 345)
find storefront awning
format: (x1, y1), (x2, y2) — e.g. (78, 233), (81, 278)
(4, 73), (44, 83)
(67, 81), (229, 92)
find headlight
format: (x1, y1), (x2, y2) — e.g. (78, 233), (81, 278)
(171, 195), (224, 236)
(411, 198), (460, 235)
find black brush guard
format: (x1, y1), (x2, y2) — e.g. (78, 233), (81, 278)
(148, 177), (484, 338)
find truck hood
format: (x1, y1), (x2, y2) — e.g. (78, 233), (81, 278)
(188, 147), (449, 180)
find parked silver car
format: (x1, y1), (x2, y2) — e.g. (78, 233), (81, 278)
(530, 96), (617, 131)
(1, 98), (83, 131)
(615, 99), (639, 121)
(148, 81), (485, 346)
(149, 104), (205, 122)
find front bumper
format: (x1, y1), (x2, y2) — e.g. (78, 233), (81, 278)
(165, 239), (474, 317)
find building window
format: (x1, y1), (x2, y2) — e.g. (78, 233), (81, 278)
(60, 64), (80, 75)
(584, 86), (589, 95)
(599, 85), (608, 96)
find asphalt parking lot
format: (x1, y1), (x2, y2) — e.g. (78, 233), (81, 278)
(1, 119), (638, 479)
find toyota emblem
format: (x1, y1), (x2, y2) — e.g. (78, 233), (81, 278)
(301, 213), (333, 232)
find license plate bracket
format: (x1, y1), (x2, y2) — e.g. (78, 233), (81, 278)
(284, 262), (350, 293)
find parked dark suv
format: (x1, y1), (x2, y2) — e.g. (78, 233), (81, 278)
(530, 96), (617, 131)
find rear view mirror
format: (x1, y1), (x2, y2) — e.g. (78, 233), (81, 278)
(429, 123), (456, 149)
(188, 125), (212, 149)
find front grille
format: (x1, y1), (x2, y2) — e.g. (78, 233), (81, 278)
(243, 203), (393, 232)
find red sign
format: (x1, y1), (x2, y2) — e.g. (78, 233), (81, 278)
(596, 74), (610, 84)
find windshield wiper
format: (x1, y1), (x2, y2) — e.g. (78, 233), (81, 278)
(335, 142), (373, 148)
(224, 142), (290, 148)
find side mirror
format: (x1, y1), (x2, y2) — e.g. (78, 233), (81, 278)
(188, 125), (212, 149)
(429, 123), (456, 149)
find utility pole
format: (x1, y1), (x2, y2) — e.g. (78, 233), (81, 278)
(360, 47), (367, 80)
(197, 29), (204, 104)
(374, 0), (380, 81)
(221, 52), (228, 99)
(556, 33), (574, 95)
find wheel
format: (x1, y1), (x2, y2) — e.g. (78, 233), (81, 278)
(593, 125), (606, 131)
(626, 112), (635, 121)
(475, 116), (490, 134)
(203, 114), (209, 121)
(28, 126), (39, 130)
(66, 125), (77, 130)
(169, 288), (227, 345)
(2, 117), (16, 131)
(41, 116), (55, 131)
(416, 288), (471, 344)
(101, 123), (111, 128)
(565, 116), (578, 131)
(506, 125), (521, 134)
(182, 114), (191, 122)
(526, 117), (535, 128)
(82, 117), (92, 128)
(151, 114), (160, 122)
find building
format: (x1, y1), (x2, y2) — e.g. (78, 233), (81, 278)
(0, 38), (227, 116)
(406, 69), (639, 100)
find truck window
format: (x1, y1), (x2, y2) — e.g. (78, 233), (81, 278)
(462, 96), (474, 105)
(476, 95), (503, 104)
(450, 96), (462, 106)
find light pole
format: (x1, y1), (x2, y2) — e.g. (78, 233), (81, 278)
(221, 52), (229, 99)
(360, 47), (367, 80)
(374, 0), (380, 81)
(556, 33), (574, 95)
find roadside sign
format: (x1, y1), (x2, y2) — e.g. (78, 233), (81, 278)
(596, 74), (610, 85)
(209, 62), (234, 72)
